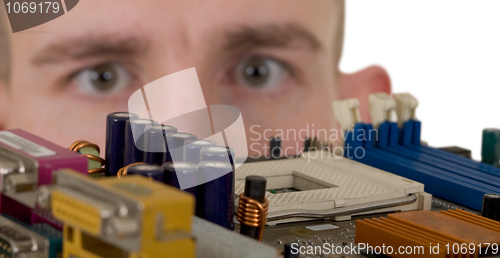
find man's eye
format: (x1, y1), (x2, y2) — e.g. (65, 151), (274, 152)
(73, 63), (131, 96)
(234, 57), (288, 91)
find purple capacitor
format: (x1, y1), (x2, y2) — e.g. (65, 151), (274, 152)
(165, 132), (197, 162)
(197, 161), (235, 230)
(162, 162), (200, 196)
(124, 119), (157, 166)
(143, 125), (166, 165)
(161, 124), (178, 135)
(105, 112), (138, 176)
(160, 125), (178, 163)
(127, 163), (164, 182)
(200, 146), (236, 165)
(184, 140), (217, 164)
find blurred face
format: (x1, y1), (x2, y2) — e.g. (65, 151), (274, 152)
(3, 0), (343, 157)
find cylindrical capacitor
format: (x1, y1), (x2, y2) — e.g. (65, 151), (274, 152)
(270, 136), (282, 159)
(304, 137), (311, 152)
(481, 128), (500, 166)
(124, 119), (157, 166)
(143, 125), (166, 165)
(165, 132), (197, 162)
(240, 175), (267, 240)
(126, 163), (164, 182)
(481, 193), (500, 221)
(197, 161), (234, 230)
(184, 140), (217, 164)
(161, 125), (178, 137)
(160, 124), (178, 162)
(105, 112), (138, 176)
(200, 146), (236, 165)
(284, 242), (299, 258)
(163, 162), (200, 196)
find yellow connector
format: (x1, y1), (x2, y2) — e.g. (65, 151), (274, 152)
(47, 169), (195, 258)
(52, 190), (102, 235)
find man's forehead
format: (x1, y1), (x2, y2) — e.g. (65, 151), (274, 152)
(21, 0), (341, 41)
(11, 0), (343, 69)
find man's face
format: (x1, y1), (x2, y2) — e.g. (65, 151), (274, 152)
(4, 0), (342, 157)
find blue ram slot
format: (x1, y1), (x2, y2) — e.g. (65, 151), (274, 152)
(344, 123), (500, 210)
(377, 122), (500, 188)
(401, 120), (500, 176)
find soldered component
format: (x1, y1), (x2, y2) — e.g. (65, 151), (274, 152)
(438, 146), (472, 159)
(143, 125), (167, 165)
(200, 146), (235, 165)
(37, 169), (195, 258)
(184, 140), (217, 164)
(356, 209), (500, 258)
(68, 140), (105, 178)
(123, 119), (157, 166)
(160, 125), (178, 135)
(0, 129), (87, 222)
(105, 112), (138, 176)
(162, 162), (200, 193)
(237, 176), (268, 241)
(0, 215), (61, 258)
(126, 163), (164, 182)
(235, 153), (431, 225)
(303, 137), (333, 153)
(283, 242), (298, 258)
(339, 93), (500, 211)
(197, 161), (234, 230)
(165, 132), (197, 163)
(269, 137), (281, 159)
(193, 216), (276, 258)
(482, 128), (500, 166)
(482, 193), (500, 222)
(116, 162), (145, 179)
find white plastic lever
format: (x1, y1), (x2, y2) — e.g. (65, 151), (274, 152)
(369, 93), (396, 129)
(332, 98), (362, 131)
(393, 93), (418, 128)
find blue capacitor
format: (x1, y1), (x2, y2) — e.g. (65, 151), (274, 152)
(126, 163), (164, 182)
(165, 132), (197, 162)
(105, 112), (138, 176)
(143, 125), (166, 165)
(124, 119), (157, 166)
(197, 161), (235, 230)
(184, 140), (217, 164)
(162, 162), (200, 196)
(200, 146), (236, 165)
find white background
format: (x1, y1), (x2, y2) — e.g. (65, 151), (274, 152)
(341, 0), (500, 160)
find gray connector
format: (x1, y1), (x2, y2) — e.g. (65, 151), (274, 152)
(192, 217), (276, 258)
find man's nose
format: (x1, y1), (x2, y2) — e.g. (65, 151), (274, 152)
(128, 67), (213, 137)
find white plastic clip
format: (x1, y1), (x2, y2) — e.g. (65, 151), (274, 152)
(332, 99), (361, 131)
(369, 93), (396, 129)
(393, 93), (418, 128)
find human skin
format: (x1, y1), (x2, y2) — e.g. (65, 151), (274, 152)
(0, 0), (390, 158)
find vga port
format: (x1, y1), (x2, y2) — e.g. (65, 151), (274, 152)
(51, 190), (102, 235)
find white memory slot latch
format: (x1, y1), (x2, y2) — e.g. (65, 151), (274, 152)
(369, 93), (396, 129)
(332, 98), (362, 131)
(394, 93), (419, 128)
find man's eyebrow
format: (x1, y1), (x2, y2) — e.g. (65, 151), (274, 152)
(31, 35), (150, 65)
(223, 23), (321, 52)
